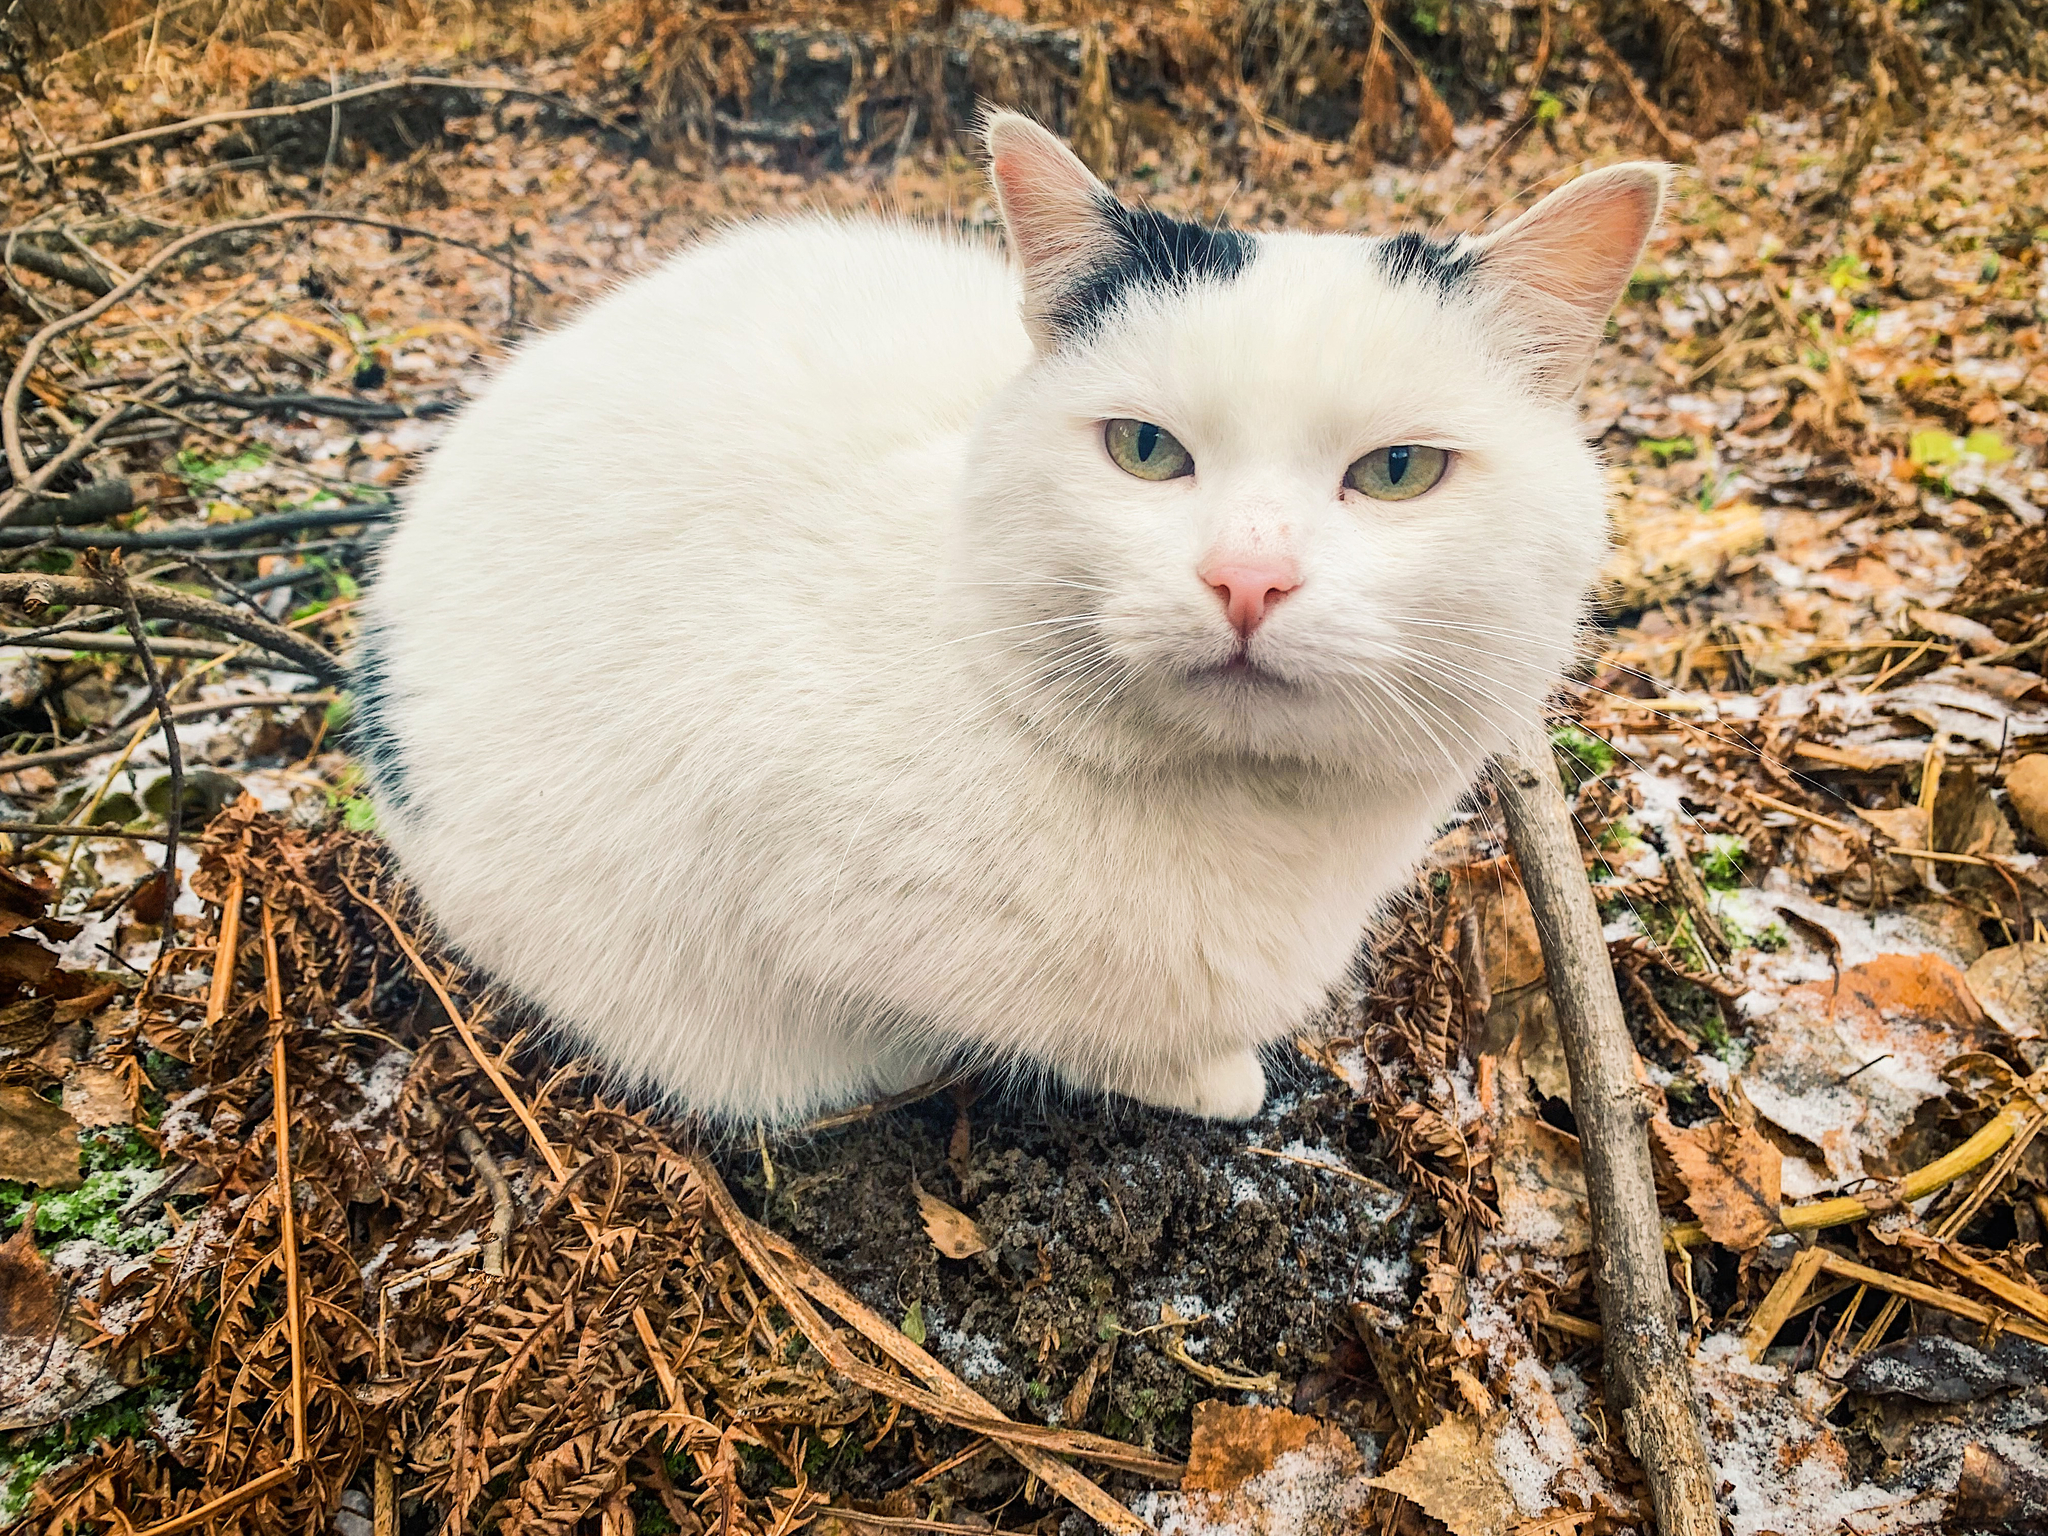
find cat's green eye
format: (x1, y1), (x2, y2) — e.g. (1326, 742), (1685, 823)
(1345, 444), (1450, 501)
(1105, 418), (1194, 481)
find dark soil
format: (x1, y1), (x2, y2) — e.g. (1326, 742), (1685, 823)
(725, 1057), (1419, 1488)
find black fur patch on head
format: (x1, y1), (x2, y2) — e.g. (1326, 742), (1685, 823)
(1050, 198), (1253, 341)
(1375, 230), (1478, 294)
(347, 628), (411, 810)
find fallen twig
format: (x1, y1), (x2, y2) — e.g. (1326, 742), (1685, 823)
(0, 693), (332, 777)
(0, 371), (179, 518)
(341, 872), (571, 1182)
(0, 75), (630, 180)
(1813, 1250), (2048, 1346)
(1489, 732), (1719, 1536)
(0, 572), (343, 682)
(455, 1125), (513, 1276)
(206, 868), (245, 1027)
(1667, 1066), (2048, 1248)
(3, 210), (538, 496)
(168, 387), (456, 423)
(261, 900), (310, 1463)
(0, 822), (170, 841)
(103, 555), (186, 912)
(5, 236), (116, 297)
(0, 504), (395, 550)
(0, 628), (237, 662)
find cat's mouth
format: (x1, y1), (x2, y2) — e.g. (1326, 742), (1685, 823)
(1196, 650), (1293, 687)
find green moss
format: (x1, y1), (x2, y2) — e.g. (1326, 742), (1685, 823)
(0, 1126), (168, 1256)
(1698, 834), (1748, 890)
(1550, 724), (1614, 786)
(0, 1388), (182, 1523)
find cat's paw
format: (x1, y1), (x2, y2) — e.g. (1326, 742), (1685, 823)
(1137, 1049), (1267, 1121)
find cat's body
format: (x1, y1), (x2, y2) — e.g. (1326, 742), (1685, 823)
(360, 118), (1663, 1124)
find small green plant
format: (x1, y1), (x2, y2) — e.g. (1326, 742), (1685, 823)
(0, 1390), (185, 1522)
(1908, 427), (2013, 490)
(1531, 90), (1563, 125)
(1626, 266), (1670, 301)
(1550, 724), (1614, 782)
(1698, 834), (1747, 889)
(0, 1126), (168, 1255)
(171, 444), (269, 490)
(1639, 435), (1697, 466)
(900, 1299), (926, 1345)
(1825, 253), (1871, 293)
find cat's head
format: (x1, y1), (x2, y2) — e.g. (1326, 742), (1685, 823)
(951, 111), (1663, 783)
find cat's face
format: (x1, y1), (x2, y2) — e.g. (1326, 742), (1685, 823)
(954, 115), (1663, 780)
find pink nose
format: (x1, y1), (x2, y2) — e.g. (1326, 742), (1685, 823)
(1203, 563), (1300, 638)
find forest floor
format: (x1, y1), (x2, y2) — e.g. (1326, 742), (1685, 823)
(1, 18), (2047, 1536)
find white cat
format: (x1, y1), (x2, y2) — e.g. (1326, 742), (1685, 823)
(356, 113), (1662, 1125)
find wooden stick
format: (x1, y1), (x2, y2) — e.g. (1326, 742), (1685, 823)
(1667, 1075), (2047, 1248)
(1813, 1252), (2048, 1346)
(1489, 733), (1718, 1536)
(205, 867), (244, 1026)
(1, 211), (532, 495)
(341, 873), (570, 1183)
(129, 1465), (297, 1536)
(262, 901), (308, 1464)
(0, 75), (621, 180)
(0, 573), (341, 680)
(0, 691), (333, 776)
(109, 556), (185, 912)
(1933, 1245), (2048, 1327)
(1743, 1245), (1828, 1362)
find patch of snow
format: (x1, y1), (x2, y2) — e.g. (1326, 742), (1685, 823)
(1351, 1252), (1410, 1304)
(927, 1308), (1006, 1384)
(1493, 1356), (1599, 1516)
(340, 1046), (413, 1130)
(1140, 1442), (1374, 1536)
(1692, 1331), (1912, 1536)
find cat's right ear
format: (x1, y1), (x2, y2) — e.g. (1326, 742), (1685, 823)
(985, 111), (1118, 350)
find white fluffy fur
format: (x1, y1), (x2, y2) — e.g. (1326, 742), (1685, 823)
(362, 121), (1661, 1124)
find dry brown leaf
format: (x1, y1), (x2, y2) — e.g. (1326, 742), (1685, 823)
(1182, 1401), (1351, 1491)
(1453, 863), (1571, 1100)
(0, 994), (55, 1059)
(1746, 953), (1994, 1183)
(1655, 1117), (1782, 1249)
(1150, 1402), (1371, 1534)
(2007, 754), (2048, 844)
(0, 1218), (62, 1416)
(913, 1181), (989, 1260)
(1855, 804), (1930, 848)
(0, 1085), (81, 1190)
(61, 1064), (135, 1130)
(1492, 1112), (1591, 1257)
(1965, 943), (2048, 1042)
(1368, 1413), (1519, 1536)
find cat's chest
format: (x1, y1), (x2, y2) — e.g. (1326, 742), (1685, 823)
(995, 759), (1435, 951)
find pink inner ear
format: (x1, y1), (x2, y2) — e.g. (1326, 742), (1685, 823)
(1481, 165), (1664, 322)
(986, 115), (1111, 278)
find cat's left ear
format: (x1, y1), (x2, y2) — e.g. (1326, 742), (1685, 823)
(985, 111), (1118, 350)
(1470, 163), (1668, 402)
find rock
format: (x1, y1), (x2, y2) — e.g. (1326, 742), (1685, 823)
(2007, 754), (2048, 845)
